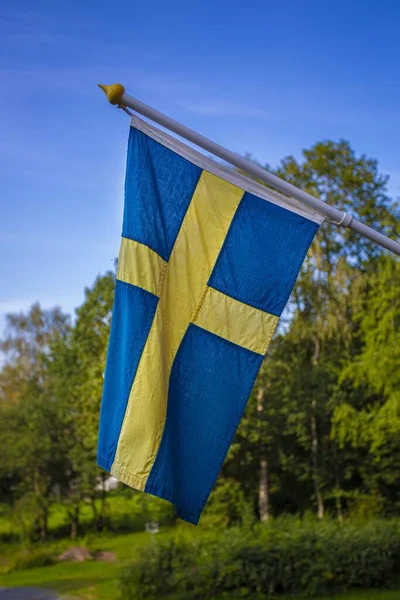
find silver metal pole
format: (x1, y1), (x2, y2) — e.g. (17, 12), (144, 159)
(99, 84), (400, 256)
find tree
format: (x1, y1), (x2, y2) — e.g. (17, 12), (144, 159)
(225, 139), (397, 522)
(333, 253), (400, 516)
(0, 304), (70, 540)
(271, 140), (396, 518)
(49, 270), (115, 536)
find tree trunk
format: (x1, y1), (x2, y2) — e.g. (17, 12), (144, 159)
(40, 506), (48, 541)
(70, 505), (80, 540)
(257, 387), (269, 523)
(90, 495), (98, 530)
(259, 457), (269, 523)
(311, 398), (324, 519)
(333, 443), (343, 523)
(311, 335), (324, 519)
(98, 477), (108, 531)
(33, 470), (48, 541)
(335, 493), (343, 523)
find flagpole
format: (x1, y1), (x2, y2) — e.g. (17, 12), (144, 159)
(98, 84), (400, 257)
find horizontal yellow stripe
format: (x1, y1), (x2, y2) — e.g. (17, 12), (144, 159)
(111, 171), (244, 488)
(117, 237), (166, 297)
(194, 286), (279, 355)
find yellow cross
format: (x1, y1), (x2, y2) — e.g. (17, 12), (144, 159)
(112, 171), (278, 489)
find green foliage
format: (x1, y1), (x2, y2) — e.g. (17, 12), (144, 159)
(331, 254), (400, 516)
(120, 518), (400, 599)
(0, 491), (173, 544)
(336, 255), (400, 448)
(202, 478), (253, 527)
(8, 545), (56, 572)
(0, 304), (71, 540)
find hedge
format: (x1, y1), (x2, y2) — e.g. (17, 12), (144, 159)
(119, 517), (400, 598)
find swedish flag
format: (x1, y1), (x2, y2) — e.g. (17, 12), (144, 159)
(97, 117), (322, 524)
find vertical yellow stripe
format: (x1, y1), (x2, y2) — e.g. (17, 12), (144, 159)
(111, 172), (244, 489)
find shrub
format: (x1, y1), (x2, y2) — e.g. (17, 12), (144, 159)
(8, 545), (56, 571)
(201, 478), (255, 528)
(119, 517), (400, 599)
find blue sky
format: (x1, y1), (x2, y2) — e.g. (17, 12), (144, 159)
(1, 0), (399, 331)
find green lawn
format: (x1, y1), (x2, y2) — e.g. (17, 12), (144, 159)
(0, 560), (120, 598)
(0, 492), (175, 599)
(0, 529), (171, 599)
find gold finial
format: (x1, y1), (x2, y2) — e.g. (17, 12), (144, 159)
(98, 83), (125, 105)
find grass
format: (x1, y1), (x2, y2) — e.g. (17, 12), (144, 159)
(1, 556), (400, 600)
(1, 527), (400, 600)
(0, 490), (175, 599)
(0, 529), (172, 599)
(1, 499), (400, 600)
(0, 560), (120, 598)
